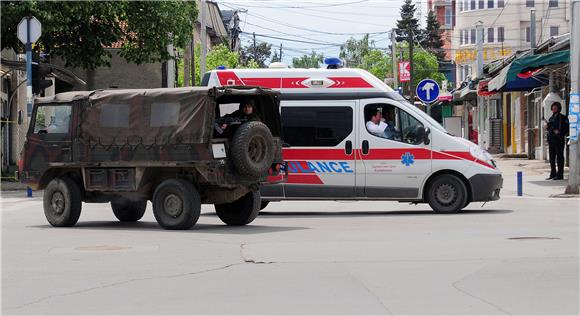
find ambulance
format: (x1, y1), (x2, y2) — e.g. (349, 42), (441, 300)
(202, 62), (502, 213)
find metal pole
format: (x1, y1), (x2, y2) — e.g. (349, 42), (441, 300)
(527, 9), (536, 158)
(391, 29), (398, 90)
(279, 43), (283, 62)
(530, 9), (536, 55)
(566, 0), (580, 194)
(200, 0), (207, 76)
(409, 28), (414, 101)
(191, 39), (195, 85)
(253, 32), (257, 62)
(25, 17), (32, 117)
(476, 22), (484, 147)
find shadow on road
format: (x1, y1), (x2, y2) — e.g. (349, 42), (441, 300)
(528, 180), (569, 187)
(27, 222), (308, 234)
(255, 209), (513, 217)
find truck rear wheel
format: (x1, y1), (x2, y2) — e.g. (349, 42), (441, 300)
(152, 179), (200, 230)
(231, 121), (275, 178)
(111, 198), (147, 222)
(43, 177), (82, 227)
(427, 174), (468, 213)
(215, 190), (260, 226)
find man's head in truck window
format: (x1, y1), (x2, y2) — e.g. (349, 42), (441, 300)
(241, 99), (255, 116)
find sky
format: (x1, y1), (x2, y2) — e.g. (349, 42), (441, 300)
(214, 0), (429, 65)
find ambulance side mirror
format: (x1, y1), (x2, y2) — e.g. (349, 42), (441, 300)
(423, 127), (431, 145)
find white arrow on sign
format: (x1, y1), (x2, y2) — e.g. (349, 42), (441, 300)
(17, 16), (42, 44)
(422, 82), (436, 100)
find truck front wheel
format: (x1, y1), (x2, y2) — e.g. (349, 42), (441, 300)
(215, 190), (260, 226)
(111, 198), (147, 222)
(43, 177), (82, 227)
(426, 174), (468, 213)
(152, 179), (201, 230)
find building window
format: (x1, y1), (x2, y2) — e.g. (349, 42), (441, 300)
(460, 30), (464, 44)
(525, 27), (531, 42)
(550, 26), (559, 37)
(470, 29), (476, 44)
(471, 0), (476, 10)
(464, 29), (469, 44)
(488, 28), (495, 42)
(549, 0), (558, 7)
(498, 0), (504, 7)
(460, 0), (463, 11)
(445, 7), (452, 25)
(478, 0), (485, 9)
(488, 0), (494, 8)
(464, 0), (469, 10)
(526, 0), (534, 7)
(498, 26), (505, 42)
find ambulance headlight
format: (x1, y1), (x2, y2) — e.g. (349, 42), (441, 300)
(469, 145), (496, 169)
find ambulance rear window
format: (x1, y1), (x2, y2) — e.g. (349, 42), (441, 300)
(281, 106), (352, 147)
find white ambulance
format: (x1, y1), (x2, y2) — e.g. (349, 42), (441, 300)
(202, 65), (502, 213)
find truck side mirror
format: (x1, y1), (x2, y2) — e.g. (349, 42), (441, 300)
(17, 110), (23, 125)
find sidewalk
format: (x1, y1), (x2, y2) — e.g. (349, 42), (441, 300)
(0, 181), (28, 191)
(495, 157), (578, 198)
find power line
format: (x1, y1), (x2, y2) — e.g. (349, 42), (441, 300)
(217, 0), (371, 9)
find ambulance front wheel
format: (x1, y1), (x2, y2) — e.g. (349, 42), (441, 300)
(426, 174), (468, 213)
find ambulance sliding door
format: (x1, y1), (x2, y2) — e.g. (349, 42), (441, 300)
(280, 100), (357, 198)
(358, 99), (432, 199)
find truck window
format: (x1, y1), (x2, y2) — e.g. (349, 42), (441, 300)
(364, 104), (423, 145)
(281, 106), (352, 147)
(33, 105), (72, 134)
(150, 102), (180, 127)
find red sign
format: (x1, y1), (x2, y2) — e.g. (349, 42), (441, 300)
(398, 61), (410, 82)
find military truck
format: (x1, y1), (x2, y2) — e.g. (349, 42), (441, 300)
(20, 86), (284, 230)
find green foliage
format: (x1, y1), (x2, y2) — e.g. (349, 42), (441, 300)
(361, 50), (391, 81)
(339, 35), (371, 67)
(395, 0), (421, 43)
(1, 1), (197, 69)
(397, 42), (446, 87)
(239, 42), (272, 68)
(292, 51), (324, 68)
(177, 44), (240, 86)
(423, 10), (446, 61)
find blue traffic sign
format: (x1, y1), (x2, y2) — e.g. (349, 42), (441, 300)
(416, 79), (440, 103)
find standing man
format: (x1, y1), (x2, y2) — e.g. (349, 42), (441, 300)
(546, 102), (569, 180)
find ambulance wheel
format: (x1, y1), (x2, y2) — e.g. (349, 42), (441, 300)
(43, 177), (82, 227)
(427, 174), (467, 213)
(152, 179), (200, 230)
(231, 121), (275, 178)
(111, 198), (147, 222)
(215, 190), (260, 226)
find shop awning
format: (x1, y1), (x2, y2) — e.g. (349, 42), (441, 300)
(488, 50), (569, 91)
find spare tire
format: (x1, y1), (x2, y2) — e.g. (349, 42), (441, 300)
(231, 121), (275, 178)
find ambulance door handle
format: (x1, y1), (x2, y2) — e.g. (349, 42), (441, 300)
(362, 140), (369, 155)
(345, 140), (352, 155)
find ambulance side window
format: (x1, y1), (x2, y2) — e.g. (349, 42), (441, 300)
(281, 106), (353, 147)
(364, 104), (423, 145)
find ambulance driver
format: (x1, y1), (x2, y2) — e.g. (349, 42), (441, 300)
(366, 108), (388, 137)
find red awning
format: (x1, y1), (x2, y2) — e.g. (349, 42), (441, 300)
(477, 80), (497, 97)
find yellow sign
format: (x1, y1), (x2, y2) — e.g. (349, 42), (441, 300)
(454, 47), (513, 64)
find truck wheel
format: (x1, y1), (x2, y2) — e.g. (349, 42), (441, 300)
(260, 201), (270, 210)
(43, 177), (82, 227)
(427, 174), (468, 213)
(111, 198), (147, 222)
(231, 121), (275, 178)
(215, 190), (260, 226)
(152, 179), (200, 230)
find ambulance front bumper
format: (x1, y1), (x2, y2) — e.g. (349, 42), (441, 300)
(468, 174), (503, 202)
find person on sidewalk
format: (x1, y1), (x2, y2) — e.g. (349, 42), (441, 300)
(545, 102), (569, 180)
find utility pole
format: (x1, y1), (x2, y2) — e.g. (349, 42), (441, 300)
(253, 32), (257, 62)
(408, 28), (414, 101)
(391, 29), (398, 90)
(476, 22), (484, 147)
(200, 0), (207, 76)
(184, 41), (191, 86)
(566, 0), (580, 194)
(191, 39), (195, 86)
(528, 9), (536, 158)
(279, 43), (283, 62)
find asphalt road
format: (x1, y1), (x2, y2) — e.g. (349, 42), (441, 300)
(1, 191), (578, 315)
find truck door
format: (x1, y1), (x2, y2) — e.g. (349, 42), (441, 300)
(358, 99), (432, 199)
(280, 100), (357, 198)
(23, 103), (73, 180)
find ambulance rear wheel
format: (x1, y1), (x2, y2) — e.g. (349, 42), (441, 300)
(427, 174), (467, 213)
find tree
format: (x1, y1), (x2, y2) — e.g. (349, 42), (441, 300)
(292, 51), (324, 68)
(395, 0), (421, 43)
(339, 35), (371, 68)
(423, 10), (446, 61)
(397, 43), (446, 90)
(360, 50), (391, 81)
(1, 1), (197, 69)
(239, 42), (272, 68)
(177, 44), (239, 86)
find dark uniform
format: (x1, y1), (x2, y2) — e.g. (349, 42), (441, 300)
(547, 107), (569, 179)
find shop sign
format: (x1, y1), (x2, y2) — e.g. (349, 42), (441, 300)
(454, 47), (513, 64)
